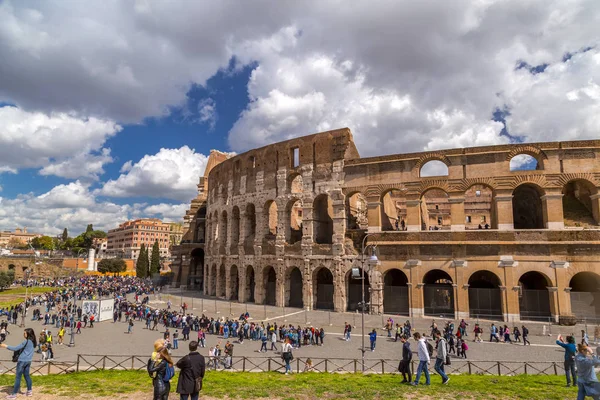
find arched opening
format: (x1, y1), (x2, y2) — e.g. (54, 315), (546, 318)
(245, 266), (255, 303)
(231, 206), (240, 249)
(421, 188), (450, 231)
(465, 185), (495, 230)
(423, 269), (454, 317)
(190, 248), (204, 290)
(383, 269), (409, 315)
(563, 180), (599, 228)
(420, 160), (449, 177)
(346, 192), (368, 230)
(217, 264), (226, 297)
(346, 268), (370, 312)
(569, 272), (600, 321)
(512, 184), (544, 229)
(286, 267), (303, 308)
(381, 190), (406, 231)
(213, 211), (219, 244)
(263, 266), (277, 306)
(264, 201), (278, 238)
(289, 174), (303, 194)
(313, 267), (334, 310)
(510, 154), (539, 171)
(220, 211), (228, 254)
(468, 270), (502, 320)
(313, 194), (333, 244)
(229, 265), (239, 301)
(194, 207), (206, 243)
(286, 199), (303, 245)
(210, 264), (217, 296)
(518, 271), (551, 321)
(8, 264), (16, 270)
(245, 204), (256, 253)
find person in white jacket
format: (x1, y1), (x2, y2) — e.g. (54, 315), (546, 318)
(412, 332), (431, 386)
(434, 331), (450, 384)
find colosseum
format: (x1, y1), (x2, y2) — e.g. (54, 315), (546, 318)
(171, 128), (600, 323)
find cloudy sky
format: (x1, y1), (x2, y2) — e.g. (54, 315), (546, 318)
(0, 0), (599, 235)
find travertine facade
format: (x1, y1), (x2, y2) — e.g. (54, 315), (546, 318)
(174, 128), (600, 323)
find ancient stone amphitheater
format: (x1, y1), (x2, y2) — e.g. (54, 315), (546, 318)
(172, 128), (600, 323)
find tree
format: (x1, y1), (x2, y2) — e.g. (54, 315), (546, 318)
(136, 244), (147, 278)
(62, 228), (68, 242)
(85, 224), (94, 234)
(97, 258), (127, 275)
(0, 270), (15, 291)
(31, 236), (54, 250)
(150, 240), (160, 277)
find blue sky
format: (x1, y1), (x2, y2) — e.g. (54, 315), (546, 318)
(0, 1), (598, 235)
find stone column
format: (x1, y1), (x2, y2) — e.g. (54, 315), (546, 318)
(254, 209), (263, 257)
(547, 287), (559, 323)
(303, 259), (312, 310)
(498, 256), (520, 322)
(541, 193), (564, 229)
(366, 197), (382, 233)
(590, 194), (600, 224)
(215, 266), (223, 299)
(254, 265), (265, 305)
(276, 209), (286, 257)
(301, 199), (314, 257)
(331, 189), (346, 256)
(405, 260), (423, 317)
(405, 198), (421, 232)
(449, 196), (466, 231)
(451, 260), (468, 319)
(494, 191), (514, 230)
(551, 261), (570, 319)
(238, 266), (247, 304)
(238, 210), (246, 256)
(225, 265), (232, 300)
(369, 268), (384, 314)
(333, 260), (345, 312)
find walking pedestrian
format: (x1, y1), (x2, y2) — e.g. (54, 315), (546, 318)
(281, 338), (293, 375)
(411, 332), (430, 386)
(398, 335), (412, 384)
(556, 334), (577, 387)
(176, 341), (206, 400)
(522, 325), (531, 345)
(575, 343), (600, 400)
(270, 329), (278, 351)
(1, 328), (37, 399)
(434, 331), (450, 384)
(369, 329), (377, 351)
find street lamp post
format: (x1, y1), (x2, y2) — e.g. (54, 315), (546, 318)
(358, 233), (380, 373)
(20, 268), (31, 328)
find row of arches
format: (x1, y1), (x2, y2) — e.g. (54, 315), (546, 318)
(347, 179), (599, 231)
(205, 264), (600, 321)
(418, 152), (544, 178)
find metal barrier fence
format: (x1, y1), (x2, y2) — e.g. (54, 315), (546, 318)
(0, 355), (564, 376)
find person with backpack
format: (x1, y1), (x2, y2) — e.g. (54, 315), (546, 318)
(556, 334), (577, 387)
(434, 331), (450, 384)
(148, 344), (174, 400)
(176, 340), (206, 400)
(369, 329), (377, 351)
(1, 328), (37, 399)
(411, 332), (431, 386)
(398, 335), (412, 384)
(522, 325), (531, 345)
(490, 323), (499, 342)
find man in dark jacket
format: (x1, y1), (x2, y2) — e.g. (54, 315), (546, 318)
(398, 335), (412, 383)
(176, 341), (206, 400)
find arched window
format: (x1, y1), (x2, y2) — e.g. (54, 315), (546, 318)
(509, 154), (539, 171)
(313, 194), (333, 244)
(420, 160), (448, 177)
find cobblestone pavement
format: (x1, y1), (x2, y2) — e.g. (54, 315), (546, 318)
(0, 289), (595, 366)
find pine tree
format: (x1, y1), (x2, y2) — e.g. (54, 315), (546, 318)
(150, 240), (160, 277)
(136, 244), (147, 278)
(85, 224), (94, 234)
(62, 228), (68, 242)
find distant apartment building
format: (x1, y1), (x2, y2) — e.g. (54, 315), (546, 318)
(0, 227), (43, 248)
(106, 219), (170, 260)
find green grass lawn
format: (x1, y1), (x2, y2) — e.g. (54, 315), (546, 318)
(0, 371), (580, 399)
(0, 286), (56, 308)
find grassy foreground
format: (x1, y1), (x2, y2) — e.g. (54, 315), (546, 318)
(0, 286), (56, 308)
(0, 371), (579, 399)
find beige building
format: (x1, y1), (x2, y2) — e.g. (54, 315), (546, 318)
(0, 227), (42, 248)
(106, 219), (170, 260)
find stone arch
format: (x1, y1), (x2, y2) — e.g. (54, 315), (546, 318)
(345, 191), (368, 230)
(289, 173), (303, 194)
(263, 266), (277, 306)
(245, 265), (255, 303)
(220, 210), (228, 254)
(383, 269), (409, 315)
(468, 270), (502, 319)
(346, 267), (370, 312)
(286, 198), (303, 244)
(380, 189), (406, 231)
(190, 248), (204, 287)
(506, 146), (547, 171)
(415, 153), (451, 174)
(244, 203), (256, 251)
(231, 206), (240, 248)
(229, 265), (239, 301)
(8, 264), (16, 270)
(212, 211), (219, 243)
(217, 264), (226, 297)
(313, 266), (334, 310)
(194, 206), (207, 243)
(420, 188), (450, 231)
(263, 200), (278, 238)
(518, 271), (551, 321)
(512, 183), (545, 229)
(423, 269), (454, 317)
(569, 272), (600, 320)
(464, 183), (495, 229)
(313, 194), (333, 244)
(420, 160), (449, 177)
(285, 266), (304, 308)
(562, 179), (599, 227)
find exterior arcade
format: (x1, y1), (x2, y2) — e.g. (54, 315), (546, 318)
(172, 128), (600, 323)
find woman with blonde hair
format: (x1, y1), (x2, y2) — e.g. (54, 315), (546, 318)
(148, 345), (175, 400)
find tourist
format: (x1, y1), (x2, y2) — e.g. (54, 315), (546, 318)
(260, 332), (268, 352)
(148, 345), (174, 400)
(369, 329), (377, 351)
(176, 340), (205, 400)
(434, 331), (450, 384)
(224, 341), (234, 369)
(556, 334), (577, 387)
(575, 343), (600, 400)
(490, 323), (499, 342)
(473, 324), (482, 342)
(582, 330), (590, 346)
(503, 325), (512, 343)
(173, 330), (179, 349)
(344, 322), (352, 341)
(460, 339), (468, 358)
(513, 327), (521, 342)
(522, 325), (531, 345)
(270, 329), (278, 351)
(1, 328), (37, 399)
(459, 319), (468, 337)
(395, 323), (403, 342)
(411, 332), (430, 386)
(303, 358), (314, 372)
(281, 338), (293, 375)
(398, 335), (412, 384)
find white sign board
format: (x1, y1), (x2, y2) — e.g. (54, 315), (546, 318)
(81, 300), (99, 320)
(99, 299), (114, 322)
